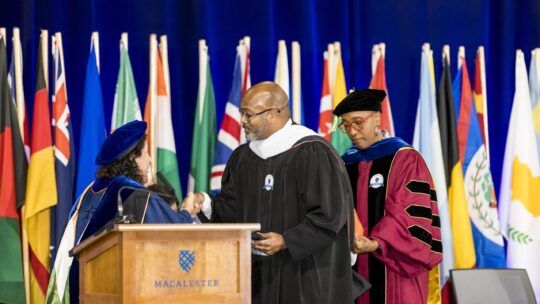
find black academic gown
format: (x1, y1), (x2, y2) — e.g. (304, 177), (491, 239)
(209, 135), (369, 304)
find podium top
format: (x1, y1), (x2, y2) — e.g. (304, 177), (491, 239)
(114, 223), (261, 232)
(72, 223), (261, 256)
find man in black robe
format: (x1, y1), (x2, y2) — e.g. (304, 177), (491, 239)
(190, 81), (369, 304)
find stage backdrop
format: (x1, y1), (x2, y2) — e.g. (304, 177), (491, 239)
(2, 0), (540, 194)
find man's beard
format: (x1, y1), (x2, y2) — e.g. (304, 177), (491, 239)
(244, 117), (269, 141)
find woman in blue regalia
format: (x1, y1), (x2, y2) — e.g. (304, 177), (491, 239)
(46, 120), (200, 304)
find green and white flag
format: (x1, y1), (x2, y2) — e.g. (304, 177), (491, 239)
(188, 40), (216, 193)
(111, 33), (141, 131)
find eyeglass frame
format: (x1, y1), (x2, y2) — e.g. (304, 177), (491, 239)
(337, 112), (376, 133)
(239, 106), (284, 121)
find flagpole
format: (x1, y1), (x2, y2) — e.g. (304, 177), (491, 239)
(91, 32), (100, 74)
(149, 34), (158, 181)
(478, 46), (490, 162)
(121, 32), (128, 52)
(291, 41), (301, 123)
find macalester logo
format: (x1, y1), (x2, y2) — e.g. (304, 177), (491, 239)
(178, 250), (195, 273)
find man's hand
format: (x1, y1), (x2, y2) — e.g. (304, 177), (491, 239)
(180, 192), (202, 216)
(252, 232), (287, 255)
(352, 236), (379, 254)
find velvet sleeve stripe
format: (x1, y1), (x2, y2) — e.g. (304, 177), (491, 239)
(430, 189), (437, 202)
(405, 205), (432, 220)
(408, 225), (443, 253)
(405, 180), (430, 196)
(432, 215), (441, 228)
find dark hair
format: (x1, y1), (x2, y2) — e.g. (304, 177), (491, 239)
(95, 135), (147, 184)
(147, 184), (179, 209)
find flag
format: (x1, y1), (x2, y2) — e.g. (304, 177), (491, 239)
(145, 35), (183, 198)
(291, 41), (304, 124)
(330, 42), (351, 155)
(50, 33), (76, 269)
(473, 47), (490, 158)
(274, 40), (289, 99)
(455, 50), (505, 268)
(530, 48), (540, 163)
(10, 27), (31, 302)
(187, 40), (217, 193)
(0, 30), (26, 304)
(111, 33), (142, 131)
(318, 51), (332, 141)
(412, 44), (444, 303)
(499, 50), (540, 302)
(441, 48), (477, 271)
(370, 43), (394, 135)
(211, 41), (249, 193)
(25, 30), (58, 303)
(75, 33), (106, 199)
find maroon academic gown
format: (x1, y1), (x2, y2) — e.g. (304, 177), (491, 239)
(344, 139), (442, 304)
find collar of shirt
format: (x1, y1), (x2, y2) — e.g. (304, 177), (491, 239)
(249, 119), (318, 159)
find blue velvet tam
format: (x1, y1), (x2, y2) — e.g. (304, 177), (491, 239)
(333, 89), (386, 116)
(95, 120), (147, 165)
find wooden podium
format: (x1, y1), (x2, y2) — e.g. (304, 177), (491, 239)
(72, 223), (260, 304)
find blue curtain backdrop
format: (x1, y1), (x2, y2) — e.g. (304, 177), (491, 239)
(1, 0), (539, 194)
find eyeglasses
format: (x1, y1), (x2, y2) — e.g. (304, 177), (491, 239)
(338, 113), (375, 133)
(239, 108), (278, 121)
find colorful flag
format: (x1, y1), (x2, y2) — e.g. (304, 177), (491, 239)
(499, 50), (540, 303)
(157, 36), (182, 198)
(318, 51), (332, 141)
(111, 33), (141, 131)
(211, 41), (249, 193)
(274, 40), (289, 99)
(0, 29), (26, 304)
(530, 48), (540, 163)
(330, 42), (351, 155)
(412, 44), (444, 303)
(25, 30), (58, 303)
(291, 41), (304, 124)
(370, 43), (394, 135)
(444, 48), (477, 271)
(455, 49), (505, 268)
(75, 33), (106, 200)
(188, 40), (217, 193)
(50, 33), (76, 269)
(473, 47), (490, 158)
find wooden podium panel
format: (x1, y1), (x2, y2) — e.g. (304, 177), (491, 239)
(72, 224), (260, 304)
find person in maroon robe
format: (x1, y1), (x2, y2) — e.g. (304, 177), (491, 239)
(334, 89), (443, 304)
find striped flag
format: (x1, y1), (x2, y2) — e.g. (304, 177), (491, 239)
(455, 48), (505, 268)
(274, 40), (289, 99)
(499, 50), (540, 303)
(370, 43), (394, 135)
(330, 42), (351, 155)
(530, 48), (540, 163)
(432, 47), (476, 277)
(412, 44), (444, 303)
(188, 40), (217, 193)
(318, 51), (332, 141)
(25, 30), (58, 303)
(75, 33), (106, 199)
(144, 35), (183, 197)
(111, 33), (142, 131)
(291, 41), (304, 124)
(473, 47), (490, 159)
(0, 29), (26, 304)
(210, 39), (249, 193)
(50, 32), (76, 269)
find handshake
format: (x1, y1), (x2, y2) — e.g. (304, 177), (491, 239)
(179, 192), (206, 216)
